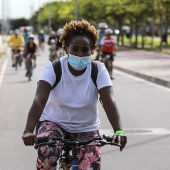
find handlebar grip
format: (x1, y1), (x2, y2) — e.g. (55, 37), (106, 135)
(37, 136), (50, 143)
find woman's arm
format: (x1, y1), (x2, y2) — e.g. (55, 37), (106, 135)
(22, 80), (51, 145)
(99, 86), (127, 151)
(99, 86), (122, 131)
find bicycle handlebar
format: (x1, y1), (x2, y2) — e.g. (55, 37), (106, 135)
(34, 135), (118, 149)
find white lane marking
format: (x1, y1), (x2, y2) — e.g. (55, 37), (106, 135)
(100, 128), (170, 136)
(0, 60), (8, 88)
(115, 70), (170, 92)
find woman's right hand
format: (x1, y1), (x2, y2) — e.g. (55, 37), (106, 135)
(22, 131), (38, 146)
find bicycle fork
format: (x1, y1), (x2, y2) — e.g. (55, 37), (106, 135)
(58, 145), (79, 170)
(59, 146), (72, 170)
(71, 146), (79, 170)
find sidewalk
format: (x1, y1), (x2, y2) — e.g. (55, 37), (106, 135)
(0, 35), (8, 53)
(0, 35), (8, 65)
(115, 48), (170, 88)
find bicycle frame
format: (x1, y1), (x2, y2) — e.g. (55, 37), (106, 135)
(26, 53), (34, 81)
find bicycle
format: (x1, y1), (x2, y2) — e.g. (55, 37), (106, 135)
(13, 49), (21, 71)
(26, 53), (35, 81)
(57, 47), (65, 59)
(35, 134), (118, 170)
(11, 46), (23, 71)
(39, 41), (45, 52)
(101, 52), (116, 79)
(49, 46), (57, 62)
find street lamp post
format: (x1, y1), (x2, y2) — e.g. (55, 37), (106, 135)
(1, 0), (5, 43)
(6, 0), (10, 35)
(74, 0), (78, 21)
(48, 0), (52, 34)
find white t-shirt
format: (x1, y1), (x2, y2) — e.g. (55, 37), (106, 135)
(39, 56), (113, 133)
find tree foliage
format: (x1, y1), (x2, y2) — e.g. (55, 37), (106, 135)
(11, 18), (29, 30)
(30, 0), (170, 49)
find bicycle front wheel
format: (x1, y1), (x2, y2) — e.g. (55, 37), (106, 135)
(27, 60), (33, 81)
(15, 56), (19, 71)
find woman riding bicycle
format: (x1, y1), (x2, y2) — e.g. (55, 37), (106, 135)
(25, 34), (38, 76)
(22, 20), (127, 170)
(100, 28), (117, 80)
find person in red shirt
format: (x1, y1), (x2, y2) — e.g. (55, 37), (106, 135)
(101, 28), (116, 79)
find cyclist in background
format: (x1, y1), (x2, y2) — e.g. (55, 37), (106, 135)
(95, 23), (108, 61)
(101, 28), (117, 80)
(8, 30), (24, 67)
(47, 30), (57, 46)
(38, 29), (45, 51)
(25, 34), (38, 76)
(22, 28), (30, 45)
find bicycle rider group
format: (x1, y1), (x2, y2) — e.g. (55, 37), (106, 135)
(8, 28), (38, 80)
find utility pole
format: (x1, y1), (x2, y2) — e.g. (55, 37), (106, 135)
(1, 0), (5, 43)
(74, 0), (78, 21)
(38, 0), (41, 28)
(6, 0), (10, 35)
(48, 0), (52, 34)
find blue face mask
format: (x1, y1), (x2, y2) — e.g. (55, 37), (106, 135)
(68, 54), (90, 71)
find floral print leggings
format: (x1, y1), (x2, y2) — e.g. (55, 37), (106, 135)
(36, 121), (101, 170)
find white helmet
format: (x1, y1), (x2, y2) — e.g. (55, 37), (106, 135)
(105, 28), (113, 34)
(57, 28), (63, 36)
(14, 29), (19, 34)
(98, 23), (108, 29)
(51, 31), (55, 35)
(29, 34), (35, 39)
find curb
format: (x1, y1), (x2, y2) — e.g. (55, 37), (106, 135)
(115, 66), (170, 88)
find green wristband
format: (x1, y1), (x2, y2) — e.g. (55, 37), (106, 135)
(116, 130), (125, 134)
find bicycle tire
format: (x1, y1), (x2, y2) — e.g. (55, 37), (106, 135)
(27, 60), (33, 81)
(105, 59), (109, 72)
(15, 56), (18, 71)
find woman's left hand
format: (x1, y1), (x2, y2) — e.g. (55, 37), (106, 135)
(112, 134), (127, 151)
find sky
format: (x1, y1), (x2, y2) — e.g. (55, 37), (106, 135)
(0, 0), (58, 19)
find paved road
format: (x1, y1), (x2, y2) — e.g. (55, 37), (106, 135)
(0, 46), (170, 170)
(100, 70), (170, 170)
(115, 48), (170, 88)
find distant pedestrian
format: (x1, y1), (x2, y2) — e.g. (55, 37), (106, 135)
(38, 29), (45, 51)
(22, 28), (30, 45)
